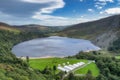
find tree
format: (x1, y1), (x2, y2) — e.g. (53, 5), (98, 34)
(53, 65), (57, 79)
(96, 74), (107, 80)
(26, 56), (29, 63)
(42, 66), (51, 74)
(68, 72), (74, 80)
(85, 70), (95, 80)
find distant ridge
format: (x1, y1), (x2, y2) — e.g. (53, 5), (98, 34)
(0, 22), (60, 32)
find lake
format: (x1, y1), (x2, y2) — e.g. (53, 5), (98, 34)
(12, 36), (100, 57)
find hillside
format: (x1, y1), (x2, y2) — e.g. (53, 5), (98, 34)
(13, 24), (60, 33)
(0, 22), (60, 33)
(0, 22), (20, 32)
(0, 30), (48, 80)
(59, 15), (120, 49)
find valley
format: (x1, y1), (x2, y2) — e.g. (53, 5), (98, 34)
(1, 0), (120, 80)
(0, 15), (120, 80)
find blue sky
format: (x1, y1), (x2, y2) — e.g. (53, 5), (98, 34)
(0, 0), (120, 26)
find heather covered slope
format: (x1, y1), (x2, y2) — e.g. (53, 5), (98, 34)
(59, 15), (120, 49)
(0, 22), (20, 32)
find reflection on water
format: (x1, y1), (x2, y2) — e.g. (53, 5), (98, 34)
(12, 36), (100, 57)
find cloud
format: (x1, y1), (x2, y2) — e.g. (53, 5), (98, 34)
(97, 0), (114, 3)
(0, 0), (93, 26)
(0, 11), (11, 18)
(80, 16), (84, 18)
(94, 0), (114, 9)
(0, 11), (34, 25)
(22, 0), (63, 4)
(21, 0), (70, 25)
(32, 14), (67, 21)
(38, 17), (92, 26)
(80, 0), (83, 2)
(95, 5), (103, 9)
(95, 2), (107, 6)
(100, 7), (120, 15)
(31, 0), (67, 24)
(88, 9), (94, 12)
(22, 0), (65, 13)
(95, 0), (114, 3)
(17, 0), (92, 26)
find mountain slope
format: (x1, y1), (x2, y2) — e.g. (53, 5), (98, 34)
(0, 30), (48, 80)
(0, 22), (20, 32)
(59, 15), (120, 49)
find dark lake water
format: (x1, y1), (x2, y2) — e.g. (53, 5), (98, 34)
(12, 36), (100, 57)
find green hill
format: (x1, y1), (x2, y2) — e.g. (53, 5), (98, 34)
(0, 30), (47, 80)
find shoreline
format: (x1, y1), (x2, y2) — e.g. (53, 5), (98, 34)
(17, 56), (64, 59)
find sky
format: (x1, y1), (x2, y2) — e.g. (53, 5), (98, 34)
(0, 0), (120, 26)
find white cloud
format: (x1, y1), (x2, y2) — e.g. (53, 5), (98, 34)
(80, 0), (83, 2)
(88, 9), (94, 12)
(22, 0), (63, 4)
(100, 11), (104, 14)
(95, 2), (107, 6)
(32, 14), (67, 21)
(21, 0), (72, 26)
(94, 0), (114, 9)
(80, 16), (84, 18)
(95, 5), (103, 9)
(97, 6), (103, 9)
(22, 0), (65, 14)
(38, 18), (92, 26)
(100, 7), (120, 15)
(97, 0), (114, 3)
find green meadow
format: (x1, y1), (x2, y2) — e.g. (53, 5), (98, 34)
(115, 56), (120, 59)
(29, 58), (99, 77)
(75, 62), (99, 77)
(29, 58), (88, 70)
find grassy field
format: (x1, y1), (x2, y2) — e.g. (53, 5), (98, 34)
(115, 56), (120, 59)
(29, 58), (88, 70)
(75, 62), (99, 77)
(29, 58), (99, 77)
